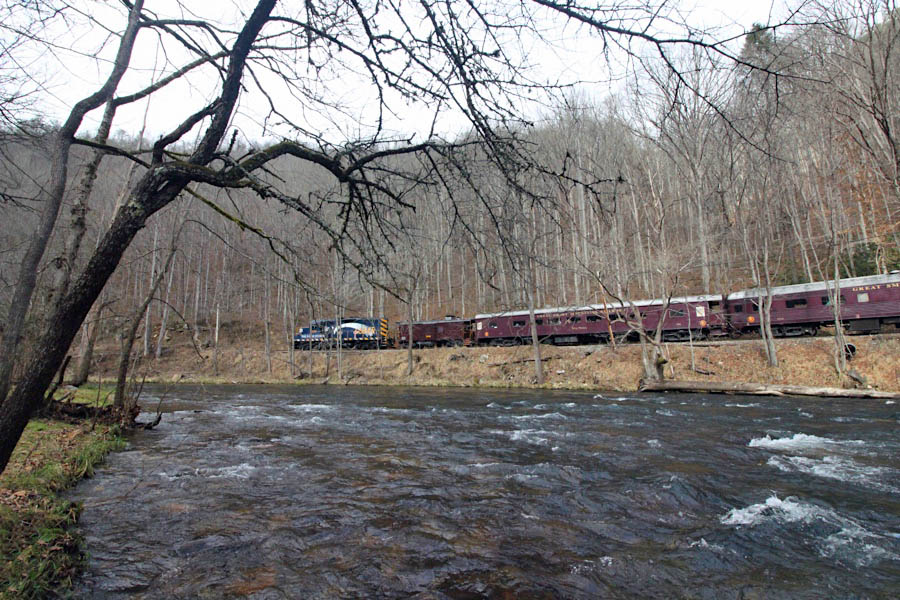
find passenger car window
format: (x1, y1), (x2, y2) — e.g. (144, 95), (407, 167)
(821, 295), (847, 305)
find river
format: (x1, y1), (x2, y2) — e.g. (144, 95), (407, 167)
(69, 384), (899, 598)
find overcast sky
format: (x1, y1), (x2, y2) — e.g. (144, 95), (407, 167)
(17, 0), (793, 144)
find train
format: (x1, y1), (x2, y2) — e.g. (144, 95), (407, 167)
(292, 318), (392, 350)
(293, 273), (900, 350)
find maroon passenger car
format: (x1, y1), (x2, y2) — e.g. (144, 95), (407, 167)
(723, 272), (900, 336)
(473, 296), (718, 346)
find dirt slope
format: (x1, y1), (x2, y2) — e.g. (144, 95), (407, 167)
(89, 327), (900, 393)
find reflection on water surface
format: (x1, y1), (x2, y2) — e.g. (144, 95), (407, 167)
(70, 385), (900, 598)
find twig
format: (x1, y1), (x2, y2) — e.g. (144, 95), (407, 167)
(488, 356), (557, 367)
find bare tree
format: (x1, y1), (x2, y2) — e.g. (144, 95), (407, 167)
(809, 0), (900, 256)
(0, 0), (828, 476)
(0, 0), (144, 406)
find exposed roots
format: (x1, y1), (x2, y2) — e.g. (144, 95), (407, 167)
(38, 399), (158, 429)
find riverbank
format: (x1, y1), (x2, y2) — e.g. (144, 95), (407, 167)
(89, 330), (900, 393)
(0, 387), (122, 599)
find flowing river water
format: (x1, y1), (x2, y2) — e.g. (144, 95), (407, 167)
(69, 385), (899, 599)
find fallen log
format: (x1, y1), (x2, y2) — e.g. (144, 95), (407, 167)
(488, 356), (557, 367)
(638, 380), (900, 400)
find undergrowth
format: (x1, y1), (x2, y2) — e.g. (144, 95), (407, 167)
(0, 420), (123, 599)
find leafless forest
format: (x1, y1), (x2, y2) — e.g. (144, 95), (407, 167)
(0, 1), (899, 469)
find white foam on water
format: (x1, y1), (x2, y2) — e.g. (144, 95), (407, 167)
(511, 412), (567, 420)
(766, 455), (899, 493)
(509, 429), (551, 446)
(886, 400), (895, 405)
(219, 406), (265, 419)
(262, 414), (290, 422)
(490, 428), (553, 446)
(748, 433), (865, 453)
(569, 555), (614, 575)
(721, 494), (823, 526)
(289, 416), (326, 427)
(486, 402), (510, 409)
(656, 409), (676, 417)
(157, 462), (257, 481)
(533, 403), (578, 410)
(156, 470), (190, 482)
(371, 407), (415, 415)
(570, 561), (593, 575)
(725, 403), (761, 408)
(720, 494), (897, 567)
(289, 403), (337, 412)
(647, 439), (661, 448)
(688, 538), (725, 552)
(202, 463), (256, 479)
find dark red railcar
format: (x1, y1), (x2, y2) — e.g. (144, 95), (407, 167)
(473, 296), (717, 346)
(724, 272), (900, 336)
(397, 316), (471, 347)
(397, 273), (899, 350)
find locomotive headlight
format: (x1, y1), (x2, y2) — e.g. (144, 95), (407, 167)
(699, 319), (707, 327)
(748, 316), (755, 323)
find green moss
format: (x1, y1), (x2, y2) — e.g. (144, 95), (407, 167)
(0, 420), (123, 599)
(55, 383), (115, 407)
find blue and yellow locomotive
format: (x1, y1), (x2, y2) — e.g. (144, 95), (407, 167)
(293, 318), (392, 350)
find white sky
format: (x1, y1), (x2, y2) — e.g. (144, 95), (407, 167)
(11, 0), (794, 144)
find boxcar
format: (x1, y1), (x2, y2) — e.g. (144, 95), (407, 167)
(397, 317), (470, 347)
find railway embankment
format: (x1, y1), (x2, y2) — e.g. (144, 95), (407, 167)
(88, 329), (900, 394)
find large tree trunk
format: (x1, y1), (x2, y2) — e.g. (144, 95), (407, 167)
(0, 1), (145, 407)
(0, 177), (181, 473)
(0, 0), (276, 475)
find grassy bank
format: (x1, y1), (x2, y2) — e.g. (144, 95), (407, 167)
(0, 412), (122, 599)
(90, 330), (900, 393)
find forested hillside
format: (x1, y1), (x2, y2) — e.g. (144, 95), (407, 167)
(0, 2), (898, 469)
(3, 3), (898, 369)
